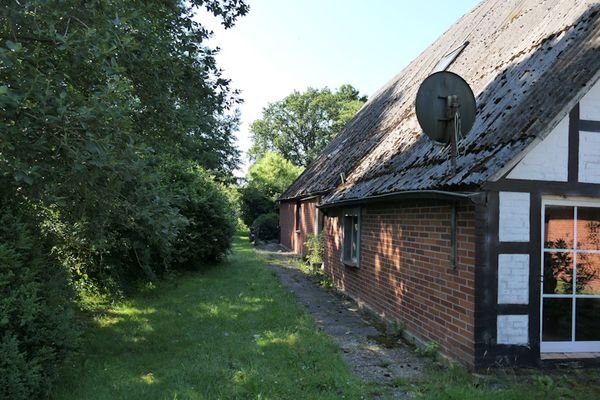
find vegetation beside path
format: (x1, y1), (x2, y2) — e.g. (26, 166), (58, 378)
(51, 233), (367, 399)
(51, 233), (600, 399)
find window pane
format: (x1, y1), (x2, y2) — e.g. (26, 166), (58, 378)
(543, 252), (574, 294)
(542, 298), (572, 341)
(544, 206), (574, 249)
(577, 207), (600, 251)
(575, 298), (600, 341)
(575, 253), (600, 295)
(351, 216), (358, 262)
(343, 215), (352, 261)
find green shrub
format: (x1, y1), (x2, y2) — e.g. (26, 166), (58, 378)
(240, 185), (277, 227)
(162, 159), (237, 267)
(39, 153), (185, 295)
(252, 213), (279, 241)
(0, 209), (77, 400)
(305, 233), (324, 266)
(42, 156), (237, 294)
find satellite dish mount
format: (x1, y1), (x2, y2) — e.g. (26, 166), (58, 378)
(415, 71), (476, 173)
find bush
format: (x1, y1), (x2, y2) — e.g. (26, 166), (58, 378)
(240, 185), (277, 228)
(0, 209), (77, 400)
(39, 152), (185, 295)
(42, 156), (237, 295)
(305, 233), (324, 266)
(162, 159), (237, 267)
(252, 213), (279, 241)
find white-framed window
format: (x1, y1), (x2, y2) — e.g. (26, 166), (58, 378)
(540, 197), (600, 353)
(342, 208), (360, 267)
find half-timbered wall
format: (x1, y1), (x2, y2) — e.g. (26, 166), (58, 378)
(477, 78), (600, 367)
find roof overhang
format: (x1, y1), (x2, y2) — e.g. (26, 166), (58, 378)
(278, 190), (330, 203)
(318, 189), (484, 209)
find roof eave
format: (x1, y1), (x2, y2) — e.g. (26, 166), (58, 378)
(318, 189), (485, 209)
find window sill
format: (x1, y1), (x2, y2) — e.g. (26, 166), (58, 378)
(295, 230), (301, 233)
(343, 259), (359, 268)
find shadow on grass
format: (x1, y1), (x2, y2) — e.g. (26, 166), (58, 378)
(51, 233), (366, 400)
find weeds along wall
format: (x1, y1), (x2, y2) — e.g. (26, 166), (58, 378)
(322, 200), (477, 367)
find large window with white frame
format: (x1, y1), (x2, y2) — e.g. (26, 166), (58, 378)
(342, 209), (360, 267)
(540, 198), (600, 353)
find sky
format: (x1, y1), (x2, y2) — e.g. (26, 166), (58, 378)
(200, 0), (480, 175)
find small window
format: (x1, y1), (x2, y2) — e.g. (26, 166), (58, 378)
(295, 201), (301, 232)
(432, 41), (469, 73)
(343, 209), (360, 267)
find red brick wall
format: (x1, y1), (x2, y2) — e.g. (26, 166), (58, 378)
(279, 198), (319, 256)
(280, 201), (295, 250)
(323, 200), (477, 367)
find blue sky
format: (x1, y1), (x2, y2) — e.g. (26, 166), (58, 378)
(200, 0), (480, 174)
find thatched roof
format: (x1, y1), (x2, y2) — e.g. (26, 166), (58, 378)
(281, 0), (600, 205)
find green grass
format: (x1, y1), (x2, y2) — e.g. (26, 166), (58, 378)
(402, 364), (600, 400)
(51, 232), (600, 400)
(51, 233), (368, 399)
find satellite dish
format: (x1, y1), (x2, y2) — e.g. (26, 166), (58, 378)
(415, 71), (476, 145)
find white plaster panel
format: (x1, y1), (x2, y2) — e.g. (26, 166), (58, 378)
(580, 78), (600, 120)
(499, 192), (530, 242)
(579, 131), (600, 184)
(507, 117), (568, 181)
(497, 315), (528, 345)
(497, 254), (529, 304)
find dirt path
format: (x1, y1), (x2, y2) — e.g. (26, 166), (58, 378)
(256, 244), (427, 398)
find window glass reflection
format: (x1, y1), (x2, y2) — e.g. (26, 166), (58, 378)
(544, 206), (574, 249)
(577, 207), (600, 251)
(543, 252), (574, 294)
(575, 253), (600, 295)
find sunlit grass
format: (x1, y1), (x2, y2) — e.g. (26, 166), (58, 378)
(50, 232), (600, 400)
(399, 363), (600, 400)
(51, 233), (368, 399)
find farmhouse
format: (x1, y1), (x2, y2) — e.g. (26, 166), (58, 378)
(279, 0), (600, 368)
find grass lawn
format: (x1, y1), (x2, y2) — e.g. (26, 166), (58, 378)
(51, 233), (368, 399)
(51, 232), (600, 400)
(404, 363), (600, 400)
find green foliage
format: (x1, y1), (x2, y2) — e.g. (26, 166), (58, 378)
(162, 159), (237, 267)
(50, 234), (368, 399)
(0, 3), (247, 396)
(415, 341), (440, 358)
(240, 152), (303, 227)
(249, 85), (367, 167)
(247, 152), (304, 199)
(240, 185), (277, 228)
(0, 0), (248, 293)
(0, 208), (77, 400)
(305, 232), (324, 266)
(252, 213), (280, 241)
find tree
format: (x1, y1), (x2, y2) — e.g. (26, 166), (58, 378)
(0, 0), (248, 287)
(1, 2), (248, 396)
(247, 152), (304, 199)
(240, 152), (303, 227)
(249, 84), (367, 167)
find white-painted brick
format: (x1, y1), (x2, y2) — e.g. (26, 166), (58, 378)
(497, 315), (528, 345)
(499, 192), (530, 242)
(579, 131), (600, 184)
(507, 117), (568, 181)
(498, 254), (529, 304)
(580, 78), (600, 120)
